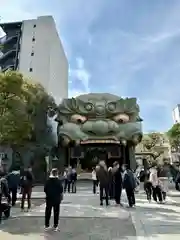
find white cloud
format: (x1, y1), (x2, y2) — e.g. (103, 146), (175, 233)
(2, 0), (180, 131)
(69, 57), (91, 93)
(68, 89), (89, 98)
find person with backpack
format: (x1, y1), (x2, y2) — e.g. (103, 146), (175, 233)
(122, 165), (136, 208)
(20, 167), (34, 211)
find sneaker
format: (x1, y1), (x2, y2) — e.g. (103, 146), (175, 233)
(100, 202), (103, 206)
(53, 226), (60, 232)
(44, 226), (51, 231)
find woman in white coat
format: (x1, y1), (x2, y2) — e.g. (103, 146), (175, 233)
(149, 167), (163, 203)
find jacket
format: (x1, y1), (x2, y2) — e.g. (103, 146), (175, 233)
(21, 170), (34, 188)
(123, 169), (136, 190)
(71, 169), (77, 181)
(114, 168), (122, 188)
(0, 177), (11, 204)
(149, 168), (158, 187)
(96, 166), (109, 186)
(44, 176), (63, 204)
(7, 171), (20, 189)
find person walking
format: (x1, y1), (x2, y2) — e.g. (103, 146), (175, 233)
(113, 162), (122, 205)
(122, 165), (136, 208)
(20, 167), (34, 211)
(96, 161), (109, 206)
(44, 168), (63, 231)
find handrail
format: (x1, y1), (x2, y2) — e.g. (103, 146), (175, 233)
(2, 35), (18, 45)
(1, 64), (14, 72)
(0, 49), (16, 62)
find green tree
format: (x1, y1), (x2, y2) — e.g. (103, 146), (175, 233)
(0, 70), (57, 146)
(0, 71), (33, 144)
(141, 132), (164, 161)
(167, 123), (180, 150)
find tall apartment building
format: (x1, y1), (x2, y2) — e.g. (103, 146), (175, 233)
(172, 105), (180, 123)
(0, 16), (68, 100)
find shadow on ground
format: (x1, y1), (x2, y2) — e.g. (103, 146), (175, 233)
(0, 216), (136, 239)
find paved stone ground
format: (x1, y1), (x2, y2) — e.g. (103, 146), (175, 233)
(1, 183), (180, 239)
(1, 186), (136, 239)
(130, 192), (180, 239)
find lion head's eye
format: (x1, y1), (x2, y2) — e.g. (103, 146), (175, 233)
(71, 114), (87, 124)
(113, 113), (130, 123)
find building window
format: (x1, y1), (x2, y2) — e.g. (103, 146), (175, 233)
(33, 24), (36, 28)
(31, 52), (34, 56)
(32, 37), (35, 42)
(29, 68), (33, 72)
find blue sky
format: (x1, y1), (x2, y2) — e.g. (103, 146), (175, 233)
(1, 0), (180, 132)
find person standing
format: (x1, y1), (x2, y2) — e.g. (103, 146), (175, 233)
(63, 168), (68, 193)
(92, 168), (98, 194)
(44, 168), (63, 231)
(0, 174), (11, 223)
(108, 167), (114, 199)
(71, 167), (77, 193)
(113, 162), (123, 205)
(20, 167), (34, 211)
(122, 165), (136, 208)
(149, 166), (163, 203)
(96, 161), (109, 206)
(64, 166), (72, 193)
(6, 170), (20, 206)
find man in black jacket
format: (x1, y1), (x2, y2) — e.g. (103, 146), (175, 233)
(96, 161), (109, 206)
(122, 165), (136, 207)
(44, 168), (63, 231)
(113, 162), (123, 205)
(7, 170), (20, 206)
(20, 167), (34, 211)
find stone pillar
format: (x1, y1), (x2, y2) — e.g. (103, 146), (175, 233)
(121, 145), (126, 165)
(129, 146), (136, 170)
(58, 146), (66, 171)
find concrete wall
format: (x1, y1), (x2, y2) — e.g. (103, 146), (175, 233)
(18, 16), (68, 99)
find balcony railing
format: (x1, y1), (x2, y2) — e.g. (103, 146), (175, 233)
(0, 49), (16, 64)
